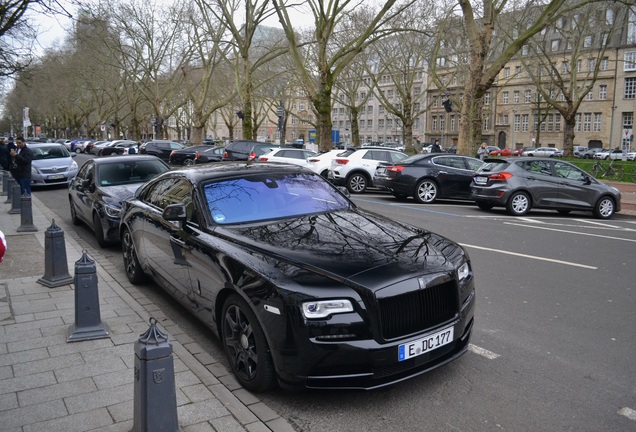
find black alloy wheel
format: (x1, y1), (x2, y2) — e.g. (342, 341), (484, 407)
(122, 228), (146, 284)
(222, 294), (275, 392)
(183, 158), (195, 166)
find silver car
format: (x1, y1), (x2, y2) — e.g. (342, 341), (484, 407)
(29, 143), (79, 187)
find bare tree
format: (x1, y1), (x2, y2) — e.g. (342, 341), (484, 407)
(519, 3), (622, 156)
(272, 0), (417, 151)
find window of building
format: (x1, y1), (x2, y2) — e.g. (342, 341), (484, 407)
(432, 97), (438, 108)
(599, 85), (607, 100)
(525, 90), (532, 103)
(483, 115), (490, 131)
(387, 89), (393, 99)
(484, 92), (490, 105)
(606, 9), (614, 25)
(593, 113), (602, 132)
(629, 7), (636, 44)
(622, 112), (634, 148)
(515, 66), (521, 76)
(602, 32), (609, 46)
(368, 105), (373, 114)
(586, 90), (593, 100)
(451, 115), (455, 131)
(583, 113), (592, 132)
(359, 120), (365, 129)
(502, 91), (509, 104)
(546, 114), (553, 132)
(583, 36), (593, 48)
(555, 114), (561, 131)
(386, 118), (393, 128)
(588, 58), (596, 71)
(577, 60), (582, 72)
(440, 116), (445, 131)
(626, 77), (636, 99)
(562, 61), (569, 74)
(601, 58), (609, 70)
(521, 114), (529, 132)
(514, 91), (520, 103)
(367, 119), (373, 129)
(551, 39), (560, 52)
(625, 51), (636, 71)
(379, 119), (384, 128)
(514, 114), (520, 132)
(504, 67), (510, 78)
(432, 116), (437, 131)
(575, 113), (581, 132)
(522, 45), (529, 56)
(360, 106), (366, 114)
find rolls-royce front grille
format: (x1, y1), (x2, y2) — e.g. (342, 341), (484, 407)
(377, 280), (458, 340)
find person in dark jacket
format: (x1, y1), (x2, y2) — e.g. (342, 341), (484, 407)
(0, 138), (9, 171)
(9, 136), (33, 195)
(431, 139), (442, 153)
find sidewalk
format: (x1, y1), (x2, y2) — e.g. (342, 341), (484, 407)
(0, 192), (295, 432)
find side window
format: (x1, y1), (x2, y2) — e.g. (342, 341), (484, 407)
(524, 160), (553, 176)
(144, 178), (178, 209)
(77, 161), (92, 179)
(554, 162), (586, 180)
(465, 158), (484, 171)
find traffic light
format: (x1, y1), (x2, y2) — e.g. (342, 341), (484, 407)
(442, 99), (452, 113)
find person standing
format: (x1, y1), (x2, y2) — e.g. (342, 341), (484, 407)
(0, 138), (9, 171)
(9, 136), (33, 195)
(431, 139), (442, 153)
(477, 142), (488, 160)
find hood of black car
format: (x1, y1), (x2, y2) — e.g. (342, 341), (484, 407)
(218, 209), (461, 286)
(97, 184), (142, 204)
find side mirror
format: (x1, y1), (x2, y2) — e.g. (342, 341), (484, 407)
(583, 175), (592, 185)
(71, 153), (77, 158)
(163, 204), (187, 222)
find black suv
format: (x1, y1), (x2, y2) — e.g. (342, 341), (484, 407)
(222, 140), (279, 161)
(139, 140), (185, 161)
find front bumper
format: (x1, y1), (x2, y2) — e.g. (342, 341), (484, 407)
(31, 170), (78, 186)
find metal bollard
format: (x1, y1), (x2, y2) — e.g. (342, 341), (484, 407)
(133, 317), (179, 432)
(9, 184), (21, 214)
(37, 220), (73, 287)
(17, 193), (38, 232)
(5, 177), (15, 204)
(1, 171), (8, 196)
(67, 250), (110, 342)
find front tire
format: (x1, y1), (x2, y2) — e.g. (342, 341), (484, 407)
(346, 173), (368, 194)
(506, 191), (531, 216)
(476, 200), (494, 210)
(122, 228), (147, 284)
(593, 196), (615, 219)
(222, 294), (275, 392)
(70, 200), (81, 225)
(414, 179), (438, 204)
(93, 213), (106, 247)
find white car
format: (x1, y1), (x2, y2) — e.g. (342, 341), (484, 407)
(525, 147), (563, 157)
(626, 151), (636, 161)
(306, 149), (350, 177)
(328, 147), (408, 193)
(257, 147), (317, 167)
(594, 149), (625, 160)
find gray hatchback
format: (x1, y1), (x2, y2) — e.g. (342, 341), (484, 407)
(471, 157), (621, 219)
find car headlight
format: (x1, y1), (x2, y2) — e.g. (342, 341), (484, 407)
(31, 167), (40, 175)
(457, 261), (471, 282)
(302, 299), (354, 319)
(71, 161), (78, 170)
(103, 204), (122, 218)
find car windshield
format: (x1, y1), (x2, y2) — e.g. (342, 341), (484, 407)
(31, 145), (70, 160)
(203, 172), (351, 224)
(97, 160), (169, 186)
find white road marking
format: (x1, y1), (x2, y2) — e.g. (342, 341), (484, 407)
(573, 218), (623, 229)
(461, 243), (597, 269)
(618, 407), (636, 421)
(468, 344), (500, 360)
(502, 222), (636, 243)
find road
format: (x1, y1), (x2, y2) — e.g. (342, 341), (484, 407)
(37, 153), (636, 431)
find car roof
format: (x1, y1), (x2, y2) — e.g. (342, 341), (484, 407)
(91, 155), (164, 165)
(152, 161), (311, 183)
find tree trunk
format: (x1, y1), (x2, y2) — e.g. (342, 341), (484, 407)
(562, 115), (576, 157)
(313, 83), (334, 151)
(241, 55), (254, 141)
(403, 118), (414, 153)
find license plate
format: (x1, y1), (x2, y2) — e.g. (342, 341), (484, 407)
(398, 326), (454, 361)
(48, 174), (65, 180)
(474, 176), (487, 185)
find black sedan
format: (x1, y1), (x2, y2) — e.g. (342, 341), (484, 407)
(119, 163), (475, 391)
(98, 140), (138, 156)
(374, 153), (484, 203)
(68, 156), (170, 246)
(471, 157), (621, 218)
(169, 145), (224, 166)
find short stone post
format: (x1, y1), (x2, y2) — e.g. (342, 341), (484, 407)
(1, 171), (8, 196)
(67, 251), (110, 342)
(133, 317), (179, 432)
(37, 220), (73, 287)
(17, 193), (38, 232)
(5, 177), (15, 204)
(9, 184), (21, 214)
